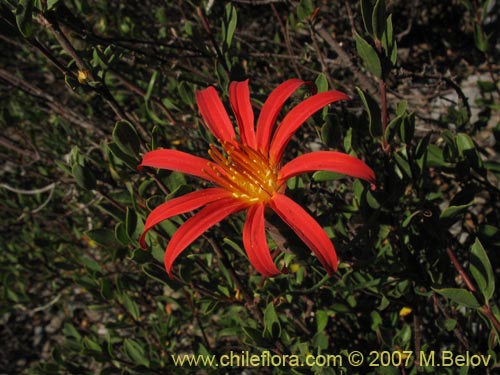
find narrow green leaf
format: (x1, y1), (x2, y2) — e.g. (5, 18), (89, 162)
(315, 72), (328, 93)
(360, 0), (374, 36)
(316, 310), (329, 332)
(72, 163), (96, 190)
(312, 171), (344, 182)
(372, 0), (386, 39)
(177, 81), (194, 105)
(433, 288), (480, 308)
(455, 133), (476, 154)
(470, 239), (495, 301)
(125, 208), (144, 243)
(354, 32), (382, 78)
(223, 3), (238, 49)
(440, 200), (474, 221)
(16, 0), (34, 37)
(123, 339), (149, 367)
(114, 222), (129, 245)
(473, 23), (490, 52)
(263, 302), (281, 338)
(107, 142), (138, 170)
(113, 120), (140, 156)
(86, 229), (117, 247)
(381, 14), (394, 54)
(356, 87), (382, 137)
(120, 293), (140, 320)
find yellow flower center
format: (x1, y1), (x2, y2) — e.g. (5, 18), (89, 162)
(206, 142), (280, 204)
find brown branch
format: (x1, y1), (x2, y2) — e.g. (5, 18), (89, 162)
(0, 135), (38, 160)
(110, 68), (176, 125)
(314, 24), (378, 96)
(0, 68), (102, 136)
(270, 4), (302, 79)
(445, 247), (477, 293)
(38, 14), (136, 124)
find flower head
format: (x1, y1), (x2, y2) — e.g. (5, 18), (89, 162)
(139, 79), (376, 277)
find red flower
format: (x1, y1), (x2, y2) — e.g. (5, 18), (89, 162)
(139, 79), (375, 277)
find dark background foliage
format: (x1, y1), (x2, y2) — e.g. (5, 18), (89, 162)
(1, 0), (499, 374)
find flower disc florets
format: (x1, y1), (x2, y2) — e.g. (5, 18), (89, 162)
(205, 142), (280, 204)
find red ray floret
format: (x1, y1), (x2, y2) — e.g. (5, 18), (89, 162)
(139, 149), (213, 182)
(278, 151), (376, 186)
(164, 198), (248, 277)
(269, 90), (350, 164)
(229, 80), (256, 147)
(139, 188), (232, 248)
(243, 203), (281, 277)
(269, 193), (338, 275)
(195, 86), (236, 143)
(255, 78), (305, 153)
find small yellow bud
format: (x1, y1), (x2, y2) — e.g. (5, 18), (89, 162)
(77, 70), (89, 84)
(399, 307), (412, 317)
(290, 263), (301, 273)
(234, 288), (242, 301)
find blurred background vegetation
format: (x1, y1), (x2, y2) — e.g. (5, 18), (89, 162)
(1, 0), (499, 374)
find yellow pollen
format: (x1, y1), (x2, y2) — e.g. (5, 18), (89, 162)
(205, 142), (279, 204)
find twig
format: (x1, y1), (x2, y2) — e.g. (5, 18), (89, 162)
(314, 24), (378, 96)
(445, 247), (476, 292)
(270, 4), (302, 79)
(110, 68), (176, 125)
(0, 135), (38, 160)
(39, 14), (137, 124)
(0, 68), (102, 135)
(196, 7), (230, 74)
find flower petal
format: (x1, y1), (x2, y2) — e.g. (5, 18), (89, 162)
(139, 188), (231, 248)
(243, 203), (281, 277)
(195, 86), (236, 143)
(139, 149), (213, 181)
(269, 90), (349, 164)
(256, 79), (305, 153)
(278, 151), (376, 185)
(164, 198), (247, 277)
(269, 193), (338, 275)
(229, 80), (256, 147)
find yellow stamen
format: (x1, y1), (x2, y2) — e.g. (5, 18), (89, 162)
(206, 142), (279, 204)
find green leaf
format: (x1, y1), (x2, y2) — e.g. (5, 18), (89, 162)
(223, 4), (238, 49)
(123, 339), (149, 367)
(371, 0), (386, 40)
(144, 71), (170, 125)
(354, 32), (382, 78)
(16, 0), (34, 38)
(125, 208), (144, 243)
(360, 0), (373, 36)
(356, 87), (382, 137)
(315, 72), (328, 93)
(381, 14), (394, 56)
(433, 288), (480, 308)
(72, 163), (96, 190)
(312, 171), (344, 182)
(114, 222), (129, 246)
(112, 120), (140, 156)
(316, 310), (329, 332)
(263, 302), (281, 338)
(439, 200), (474, 221)
(297, 0), (314, 21)
(119, 293), (140, 320)
(455, 133), (476, 154)
(470, 239), (495, 301)
(177, 81), (194, 105)
(473, 23), (490, 52)
(107, 142), (138, 170)
(86, 229), (117, 247)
